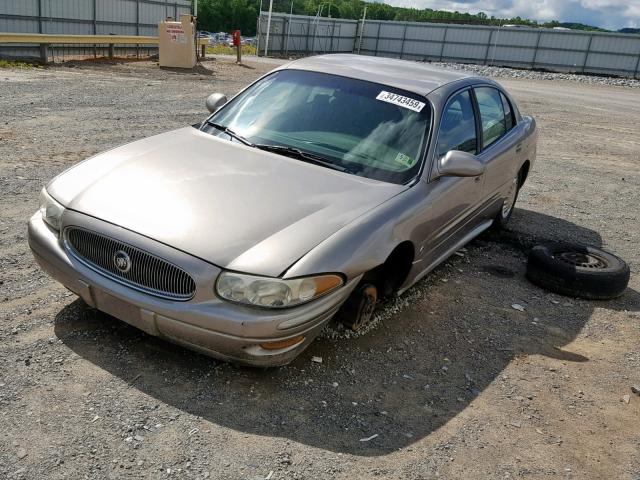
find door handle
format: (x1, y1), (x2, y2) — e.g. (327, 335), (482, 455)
(515, 144), (523, 153)
(474, 176), (482, 182)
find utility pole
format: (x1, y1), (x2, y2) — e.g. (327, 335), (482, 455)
(357, 4), (367, 54)
(256, 0), (263, 54)
(490, 19), (503, 66)
(264, 0), (273, 56)
(284, 0), (293, 57)
(194, 0), (197, 17)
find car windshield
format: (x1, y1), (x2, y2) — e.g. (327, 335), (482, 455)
(201, 69), (431, 184)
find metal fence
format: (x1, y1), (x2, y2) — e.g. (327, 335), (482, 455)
(256, 13), (358, 56)
(0, 0), (192, 60)
(258, 13), (640, 78)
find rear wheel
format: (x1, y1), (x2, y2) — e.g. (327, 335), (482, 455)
(336, 283), (378, 331)
(493, 173), (519, 229)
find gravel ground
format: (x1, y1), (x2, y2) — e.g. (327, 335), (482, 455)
(430, 62), (640, 88)
(1, 56), (639, 479)
(221, 53), (640, 88)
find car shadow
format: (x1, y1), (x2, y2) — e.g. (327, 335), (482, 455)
(53, 209), (639, 456)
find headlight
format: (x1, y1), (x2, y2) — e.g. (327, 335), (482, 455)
(39, 188), (65, 231)
(216, 272), (343, 308)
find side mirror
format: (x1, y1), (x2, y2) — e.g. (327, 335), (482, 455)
(206, 93), (228, 113)
(437, 150), (485, 178)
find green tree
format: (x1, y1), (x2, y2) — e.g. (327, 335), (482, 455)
(192, 0), (610, 38)
(196, 0), (259, 35)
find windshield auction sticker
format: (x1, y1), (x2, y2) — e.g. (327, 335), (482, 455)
(376, 91), (425, 113)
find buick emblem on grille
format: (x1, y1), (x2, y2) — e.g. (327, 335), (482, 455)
(113, 250), (132, 273)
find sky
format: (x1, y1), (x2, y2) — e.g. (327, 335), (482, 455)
(382, 0), (640, 30)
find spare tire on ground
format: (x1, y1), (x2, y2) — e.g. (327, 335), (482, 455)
(526, 243), (630, 300)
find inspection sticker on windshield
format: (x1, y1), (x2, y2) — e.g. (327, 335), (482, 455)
(376, 91), (425, 113)
(395, 152), (416, 168)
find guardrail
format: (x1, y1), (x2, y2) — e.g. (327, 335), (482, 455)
(0, 33), (210, 63)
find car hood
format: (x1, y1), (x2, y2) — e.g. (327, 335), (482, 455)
(49, 127), (406, 277)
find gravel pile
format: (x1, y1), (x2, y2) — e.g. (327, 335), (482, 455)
(430, 61), (640, 88)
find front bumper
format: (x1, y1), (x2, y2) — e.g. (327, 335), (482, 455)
(28, 211), (359, 366)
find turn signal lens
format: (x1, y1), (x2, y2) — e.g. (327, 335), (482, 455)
(260, 336), (305, 350)
(312, 275), (343, 295)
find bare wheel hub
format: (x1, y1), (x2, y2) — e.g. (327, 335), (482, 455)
(555, 251), (608, 269)
(352, 286), (377, 331)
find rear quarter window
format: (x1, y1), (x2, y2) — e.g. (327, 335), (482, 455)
(475, 87), (507, 149)
(501, 92), (516, 131)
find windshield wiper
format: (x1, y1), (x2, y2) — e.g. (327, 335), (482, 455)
(200, 125), (354, 174)
(203, 121), (254, 146)
(255, 144), (352, 173)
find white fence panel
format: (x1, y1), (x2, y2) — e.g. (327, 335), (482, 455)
(0, 0), (39, 17)
(258, 13), (640, 78)
(44, 0), (94, 20)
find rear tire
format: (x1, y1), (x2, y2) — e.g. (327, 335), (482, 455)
(336, 283), (378, 331)
(493, 173), (519, 229)
(526, 243), (630, 300)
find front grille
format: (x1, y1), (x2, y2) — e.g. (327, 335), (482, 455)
(65, 227), (196, 301)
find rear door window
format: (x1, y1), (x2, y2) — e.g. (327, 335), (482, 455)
(475, 87), (507, 149)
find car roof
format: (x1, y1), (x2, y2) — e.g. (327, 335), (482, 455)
(281, 54), (480, 96)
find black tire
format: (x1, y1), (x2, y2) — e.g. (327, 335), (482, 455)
(493, 174), (520, 230)
(526, 243), (630, 300)
(336, 283), (378, 331)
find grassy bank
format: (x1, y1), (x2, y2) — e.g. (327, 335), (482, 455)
(0, 59), (40, 69)
(205, 44), (257, 56)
